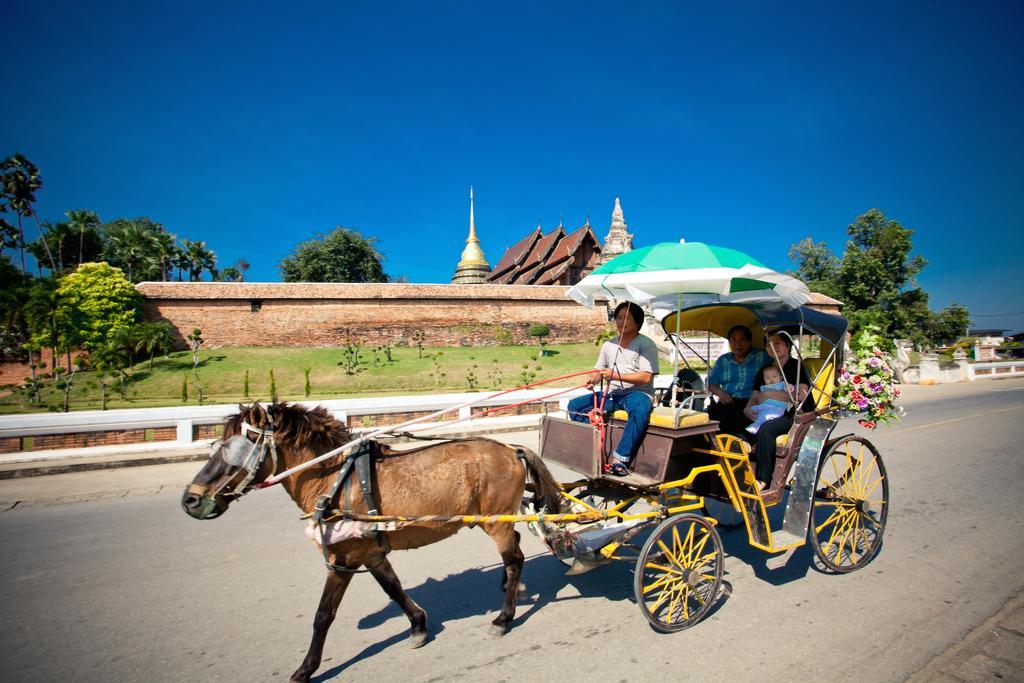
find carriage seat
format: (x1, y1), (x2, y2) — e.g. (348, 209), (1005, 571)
(611, 405), (710, 430)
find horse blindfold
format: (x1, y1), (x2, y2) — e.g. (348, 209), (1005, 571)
(216, 435), (269, 472)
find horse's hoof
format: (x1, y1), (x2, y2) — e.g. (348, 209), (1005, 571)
(488, 624), (508, 638)
(408, 631), (429, 648)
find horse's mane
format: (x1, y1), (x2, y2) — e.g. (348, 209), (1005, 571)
(224, 401), (353, 458)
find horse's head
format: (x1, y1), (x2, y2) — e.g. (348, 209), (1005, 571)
(181, 403), (280, 520)
(182, 401), (353, 520)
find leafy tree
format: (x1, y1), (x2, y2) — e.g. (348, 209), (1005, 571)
(280, 227), (388, 283)
(790, 209), (942, 346)
(91, 339), (131, 401)
(787, 238), (840, 299)
(218, 266), (242, 282)
(55, 262), (141, 353)
(0, 254), (31, 359)
(528, 323), (550, 352)
(234, 258), (250, 281)
(929, 302), (971, 345)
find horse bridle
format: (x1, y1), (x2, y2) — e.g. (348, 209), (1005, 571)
(187, 412), (281, 507)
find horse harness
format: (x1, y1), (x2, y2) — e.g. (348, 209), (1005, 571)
(313, 440), (392, 575)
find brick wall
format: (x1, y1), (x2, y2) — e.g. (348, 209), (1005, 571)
(137, 282), (610, 348)
(0, 426), (178, 454)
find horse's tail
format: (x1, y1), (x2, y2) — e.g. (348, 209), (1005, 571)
(515, 446), (563, 514)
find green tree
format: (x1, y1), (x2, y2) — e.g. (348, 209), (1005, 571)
(0, 254), (31, 359)
(151, 229), (179, 282)
(280, 227), (388, 282)
(787, 237), (841, 299)
(103, 218), (161, 282)
(1, 153), (55, 274)
(55, 262), (141, 353)
(181, 239), (217, 282)
(66, 210), (103, 268)
(134, 321), (176, 368)
(929, 302), (971, 346)
(790, 209), (935, 345)
(528, 323), (550, 353)
(23, 276), (62, 369)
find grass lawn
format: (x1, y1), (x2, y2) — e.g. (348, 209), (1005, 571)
(0, 344), (605, 414)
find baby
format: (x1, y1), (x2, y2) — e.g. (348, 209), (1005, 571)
(745, 365), (792, 434)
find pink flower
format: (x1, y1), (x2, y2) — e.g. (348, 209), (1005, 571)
(858, 419), (877, 429)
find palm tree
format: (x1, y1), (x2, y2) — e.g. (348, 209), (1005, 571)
(108, 325), (140, 368)
(104, 219), (159, 282)
(134, 321), (176, 368)
(23, 276), (61, 369)
(181, 239), (216, 281)
(1, 154), (55, 274)
(65, 210), (102, 267)
(152, 230), (178, 281)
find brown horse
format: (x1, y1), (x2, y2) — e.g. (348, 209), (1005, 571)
(181, 401), (561, 682)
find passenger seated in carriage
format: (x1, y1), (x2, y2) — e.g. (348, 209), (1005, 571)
(743, 364), (791, 434)
(567, 301), (660, 477)
(706, 325), (769, 434)
(745, 332), (814, 490)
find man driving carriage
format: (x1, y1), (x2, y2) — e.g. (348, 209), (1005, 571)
(567, 301), (660, 476)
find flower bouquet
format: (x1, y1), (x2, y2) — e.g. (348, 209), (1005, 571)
(833, 327), (902, 429)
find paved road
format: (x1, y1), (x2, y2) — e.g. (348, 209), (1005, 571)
(1, 378), (1022, 682)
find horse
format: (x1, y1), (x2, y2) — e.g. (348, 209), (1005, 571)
(181, 401), (562, 683)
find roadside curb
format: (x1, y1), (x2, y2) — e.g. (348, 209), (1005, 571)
(907, 591), (1024, 682)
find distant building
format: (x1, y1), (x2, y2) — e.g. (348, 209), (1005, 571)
(598, 197), (633, 265)
(451, 187), (492, 284)
(487, 197), (634, 286)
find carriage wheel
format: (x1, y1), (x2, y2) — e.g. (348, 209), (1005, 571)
(701, 496), (745, 531)
(809, 435), (888, 573)
(633, 513), (723, 632)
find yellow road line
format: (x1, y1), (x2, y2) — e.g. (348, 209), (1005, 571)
(891, 404), (1023, 435)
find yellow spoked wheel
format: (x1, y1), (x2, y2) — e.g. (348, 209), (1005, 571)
(810, 435), (888, 573)
(633, 513), (723, 632)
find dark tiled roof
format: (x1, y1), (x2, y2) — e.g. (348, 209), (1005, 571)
(488, 228), (541, 282)
(520, 227), (564, 271)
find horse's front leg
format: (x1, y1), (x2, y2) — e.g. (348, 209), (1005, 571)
(369, 555), (429, 647)
(488, 526), (525, 637)
(291, 569), (353, 683)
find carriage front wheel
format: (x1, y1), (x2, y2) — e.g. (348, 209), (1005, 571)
(809, 435), (889, 573)
(633, 513), (723, 632)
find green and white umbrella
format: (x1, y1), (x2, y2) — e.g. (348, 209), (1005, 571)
(567, 240), (810, 309)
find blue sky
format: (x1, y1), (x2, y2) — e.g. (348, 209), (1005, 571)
(3, 1), (1022, 331)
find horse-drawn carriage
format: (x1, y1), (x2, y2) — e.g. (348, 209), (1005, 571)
(181, 242), (889, 680)
(526, 298), (888, 631)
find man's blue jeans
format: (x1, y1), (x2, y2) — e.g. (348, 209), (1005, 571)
(567, 390), (654, 462)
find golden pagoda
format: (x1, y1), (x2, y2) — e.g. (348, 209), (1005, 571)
(451, 187), (492, 284)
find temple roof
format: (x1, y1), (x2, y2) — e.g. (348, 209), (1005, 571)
(487, 223), (601, 285)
